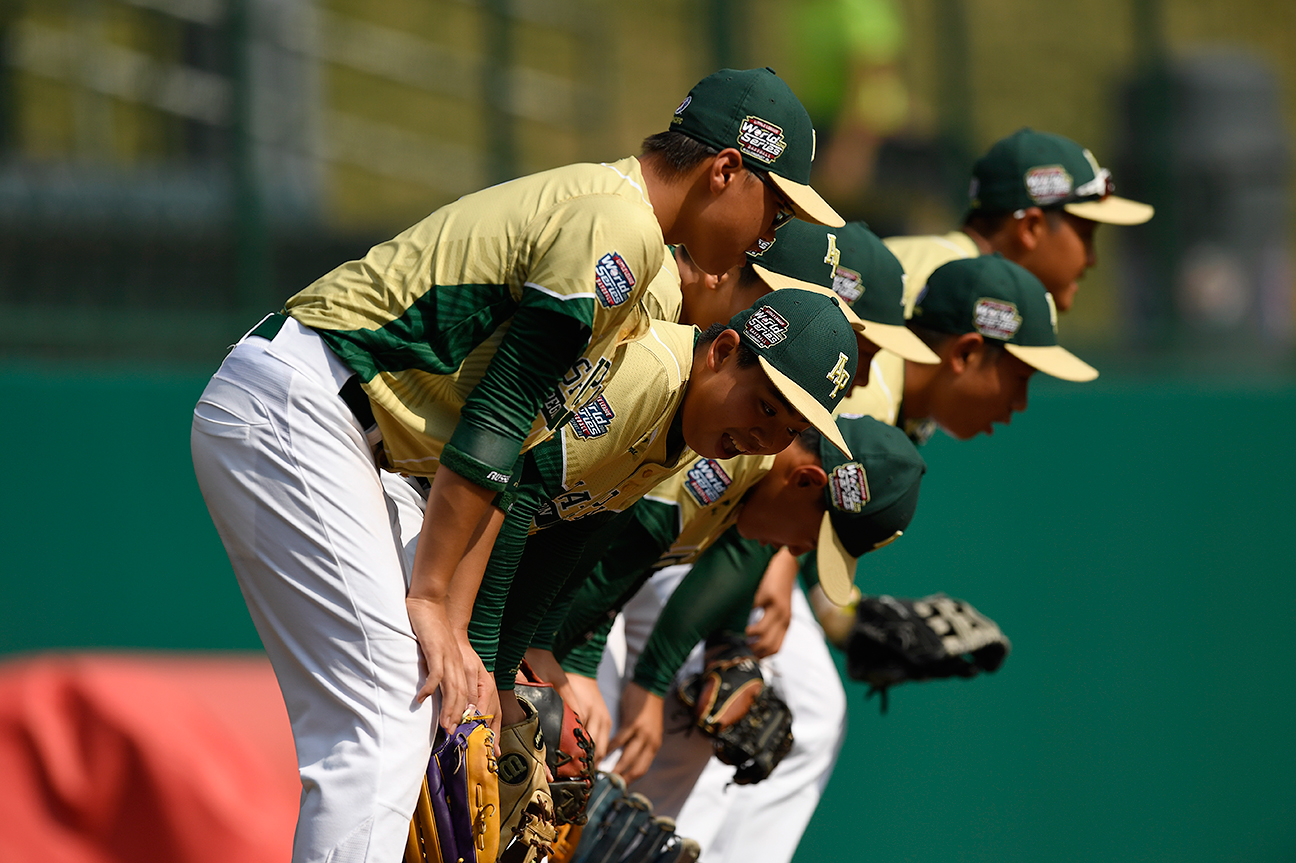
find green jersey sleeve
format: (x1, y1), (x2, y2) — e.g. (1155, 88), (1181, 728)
(631, 528), (776, 696)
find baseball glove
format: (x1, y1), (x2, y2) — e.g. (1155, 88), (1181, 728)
(677, 637), (795, 785)
(514, 662), (597, 826)
(560, 772), (701, 863)
(497, 695), (557, 863)
(845, 592), (1011, 712)
(404, 709), (500, 863)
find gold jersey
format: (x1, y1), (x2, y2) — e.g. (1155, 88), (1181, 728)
(286, 157), (663, 476)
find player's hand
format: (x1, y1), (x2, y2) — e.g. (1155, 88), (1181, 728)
(608, 682), (664, 784)
(459, 638), (502, 742)
(407, 595), (470, 732)
(747, 548), (798, 658)
(565, 673), (612, 760)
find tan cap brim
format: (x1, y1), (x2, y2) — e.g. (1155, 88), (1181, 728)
(1064, 195), (1154, 226)
(767, 172), (845, 228)
(752, 265), (866, 332)
(1005, 344), (1099, 382)
(757, 355), (852, 457)
(861, 321), (940, 364)
(816, 512), (858, 606)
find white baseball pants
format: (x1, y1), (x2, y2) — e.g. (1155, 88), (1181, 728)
(191, 317), (438, 863)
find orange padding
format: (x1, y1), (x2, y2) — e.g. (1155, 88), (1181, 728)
(0, 652), (299, 863)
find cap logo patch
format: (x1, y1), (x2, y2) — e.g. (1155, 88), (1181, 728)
(1025, 165), (1073, 205)
(674, 95), (691, 115)
(829, 462), (870, 513)
(594, 251), (636, 308)
(744, 306), (790, 348)
(737, 116), (787, 165)
(684, 458), (733, 506)
(826, 351), (851, 398)
(823, 233), (841, 271)
(832, 265), (862, 303)
(1045, 292), (1059, 334)
(974, 298), (1022, 341)
(571, 394), (615, 439)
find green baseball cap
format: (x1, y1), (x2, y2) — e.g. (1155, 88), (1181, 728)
(912, 255), (1098, 381)
(728, 289), (858, 457)
(816, 415), (926, 605)
(969, 128), (1153, 225)
(748, 221), (938, 364)
(671, 67), (844, 227)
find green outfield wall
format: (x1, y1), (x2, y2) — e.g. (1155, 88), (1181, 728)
(1, 365), (1292, 863)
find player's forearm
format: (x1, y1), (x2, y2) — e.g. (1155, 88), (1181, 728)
(409, 467), (497, 606)
(444, 506), (507, 633)
(492, 514), (613, 691)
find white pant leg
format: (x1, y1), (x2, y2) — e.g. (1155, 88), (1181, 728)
(191, 320), (438, 863)
(674, 588), (847, 863)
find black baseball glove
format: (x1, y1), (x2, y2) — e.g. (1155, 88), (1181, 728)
(677, 637), (794, 785)
(845, 592), (1011, 712)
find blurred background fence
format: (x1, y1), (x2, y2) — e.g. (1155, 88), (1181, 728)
(3, 0), (1296, 368)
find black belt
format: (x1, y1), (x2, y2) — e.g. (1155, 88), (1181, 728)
(251, 312), (376, 431)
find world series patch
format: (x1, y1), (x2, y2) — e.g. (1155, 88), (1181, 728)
(744, 306), (789, 348)
(684, 458), (733, 506)
(1025, 165), (1073, 205)
(571, 394), (615, 439)
(829, 462), (870, 513)
(973, 298), (1022, 341)
(594, 252), (636, 308)
(737, 116), (787, 165)
(832, 265), (863, 304)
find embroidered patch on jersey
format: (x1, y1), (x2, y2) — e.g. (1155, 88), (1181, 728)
(595, 252), (636, 308)
(832, 265), (863, 303)
(1024, 165), (1073, 205)
(973, 298), (1022, 341)
(751, 236), (775, 256)
(737, 116), (787, 165)
(571, 394), (615, 439)
(744, 306), (790, 348)
(684, 459), (734, 506)
(829, 462), (870, 513)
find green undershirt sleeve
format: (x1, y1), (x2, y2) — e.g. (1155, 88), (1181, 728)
(492, 511), (618, 691)
(631, 528), (777, 697)
(444, 300), (591, 491)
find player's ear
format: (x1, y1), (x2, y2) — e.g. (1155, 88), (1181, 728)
(706, 327), (741, 371)
(1015, 207), (1047, 252)
(708, 148), (745, 194)
(791, 463), (828, 491)
(948, 332), (984, 374)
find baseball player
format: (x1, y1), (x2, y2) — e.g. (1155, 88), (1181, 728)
(189, 67), (840, 863)
(464, 288), (858, 726)
(668, 253), (1100, 863)
(887, 127), (1154, 315)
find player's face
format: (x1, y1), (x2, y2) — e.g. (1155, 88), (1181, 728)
(736, 465), (825, 556)
(686, 166), (787, 277)
(683, 334), (811, 459)
(1025, 213), (1098, 313)
(931, 348), (1035, 440)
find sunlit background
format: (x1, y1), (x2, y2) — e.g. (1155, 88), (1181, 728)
(1, 1), (1293, 861)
